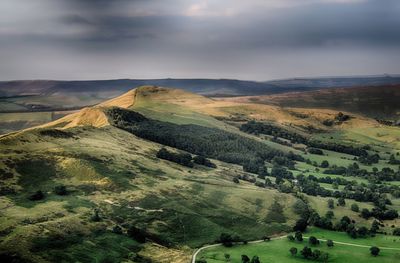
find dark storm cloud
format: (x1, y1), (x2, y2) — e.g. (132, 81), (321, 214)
(0, 0), (399, 80)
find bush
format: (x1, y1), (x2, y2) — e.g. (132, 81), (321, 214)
(28, 190), (44, 201)
(127, 226), (146, 243)
(326, 239), (334, 247)
(308, 236), (319, 245)
(112, 225), (123, 235)
(193, 155), (216, 168)
(370, 246), (380, 257)
(156, 148), (193, 167)
(54, 185), (68, 195)
(295, 231), (303, 242)
(393, 228), (400, 236)
(289, 247), (297, 256)
(321, 160), (329, 168)
(219, 233), (234, 247)
(351, 203), (359, 212)
(308, 148), (324, 155)
(293, 218), (308, 232)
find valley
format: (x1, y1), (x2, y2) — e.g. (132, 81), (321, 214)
(0, 85), (399, 263)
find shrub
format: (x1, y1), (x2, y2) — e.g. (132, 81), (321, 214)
(370, 246), (380, 257)
(295, 231), (303, 242)
(112, 225), (123, 235)
(28, 190), (44, 201)
(127, 226), (146, 243)
(308, 236), (319, 245)
(219, 233), (234, 247)
(351, 203), (359, 212)
(326, 239), (334, 247)
(54, 185), (68, 195)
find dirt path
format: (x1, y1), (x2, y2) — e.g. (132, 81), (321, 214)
(191, 234), (400, 263)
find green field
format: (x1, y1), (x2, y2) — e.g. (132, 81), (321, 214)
(197, 228), (400, 263)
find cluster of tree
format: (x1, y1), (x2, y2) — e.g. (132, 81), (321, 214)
(359, 207), (398, 221)
(291, 246), (329, 262)
(240, 120), (307, 144)
(39, 129), (74, 138)
(308, 148), (324, 155)
(107, 109), (302, 170)
(324, 163), (400, 182)
(156, 148), (193, 167)
(193, 155), (217, 168)
(218, 233), (242, 247)
(388, 154), (400, 165)
(156, 148), (216, 168)
(358, 153), (380, 165)
(240, 255), (261, 263)
(307, 141), (368, 157)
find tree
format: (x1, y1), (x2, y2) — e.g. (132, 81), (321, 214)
(241, 255), (250, 263)
(309, 236), (319, 245)
(127, 226), (146, 243)
(295, 231), (303, 242)
(91, 209), (101, 222)
(287, 234), (295, 241)
(326, 239), (334, 247)
(293, 218), (308, 232)
(325, 211), (334, 219)
(320, 252), (329, 263)
(219, 233), (234, 247)
(112, 225), (123, 234)
(370, 246), (380, 256)
(28, 190), (45, 201)
(361, 208), (371, 219)
(370, 220), (380, 234)
(351, 203), (359, 212)
(321, 160), (329, 168)
(250, 256), (260, 263)
(289, 247), (298, 256)
(300, 246), (313, 259)
(265, 200), (286, 223)
(338, 197), (346, 206)
(327, 199), (334, 209)
(312, 249), (321, 260)
(54, 185), (68, 195)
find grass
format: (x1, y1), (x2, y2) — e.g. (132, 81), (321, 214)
(198, 228), (400, 263)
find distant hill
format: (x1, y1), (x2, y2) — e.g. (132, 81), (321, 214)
(225, 84), (400, 119)
(1, 75), (400, 98)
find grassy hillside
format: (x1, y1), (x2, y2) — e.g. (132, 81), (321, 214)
(0, 86), (399, 262)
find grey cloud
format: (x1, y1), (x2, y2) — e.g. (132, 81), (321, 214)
(0, 0), (399, 80)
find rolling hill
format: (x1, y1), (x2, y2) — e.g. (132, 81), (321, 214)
(0, 86), (399, 263)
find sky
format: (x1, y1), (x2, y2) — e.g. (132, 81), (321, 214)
(0, 0), (399, 81)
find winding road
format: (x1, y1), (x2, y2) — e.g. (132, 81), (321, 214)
(191, 235), (400, 263)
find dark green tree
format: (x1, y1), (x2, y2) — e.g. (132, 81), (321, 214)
(370, 246), (380, 257)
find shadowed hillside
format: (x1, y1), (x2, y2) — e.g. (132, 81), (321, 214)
(224, 85), (400, 120)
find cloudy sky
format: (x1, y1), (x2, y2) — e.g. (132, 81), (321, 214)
(0, 0), (399, 81)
